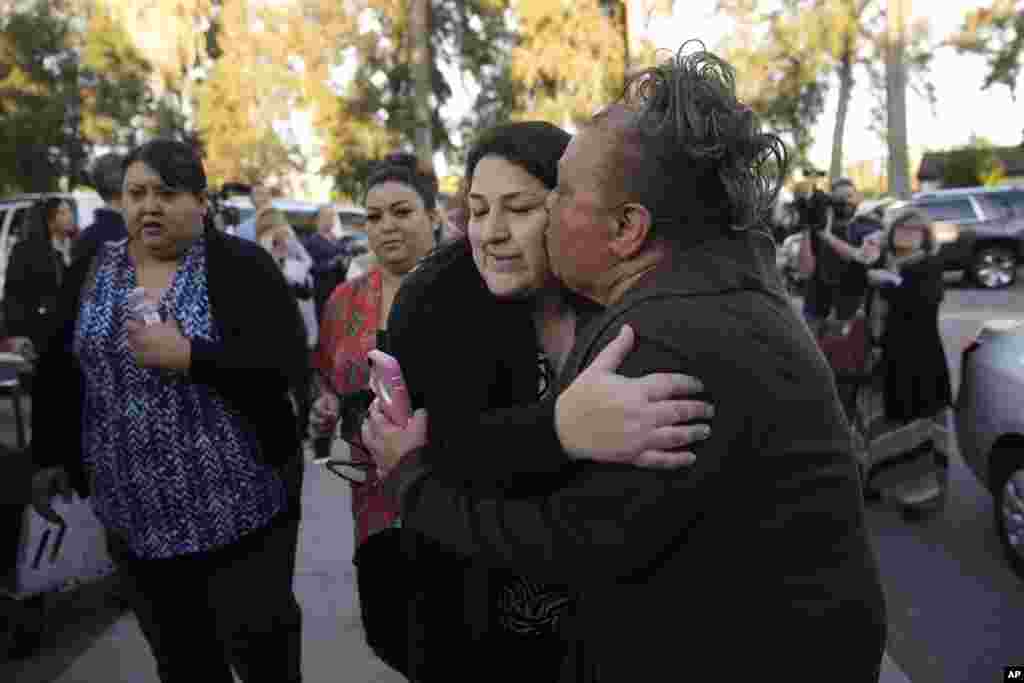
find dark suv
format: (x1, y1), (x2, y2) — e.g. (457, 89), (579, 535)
(912, 187), (1024, 288)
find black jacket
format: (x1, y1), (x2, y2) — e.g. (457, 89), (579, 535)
(2, 236), (66, 352)
(31, 227), (310, 499)
(71, 207), (127, 265)
(396, 231), (888, 682)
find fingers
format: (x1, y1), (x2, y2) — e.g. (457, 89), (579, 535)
(124, 319), (143, 335)
(632, 450), (697, 470)
(587, 324), (635, 373)
(647, 400), (715, 428)
(368, 398), (389, 427)
(360, 414), (378, 450)
(642, 373), (705, 401)
(642, 424), (712, 452)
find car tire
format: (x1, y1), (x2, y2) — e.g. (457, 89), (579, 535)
(970, 245), (1018, 289)
(994, 452), (1024, 581)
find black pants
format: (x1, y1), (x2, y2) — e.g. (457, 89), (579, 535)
(803, 275), (864, 325)
(106, 510), (303, 683)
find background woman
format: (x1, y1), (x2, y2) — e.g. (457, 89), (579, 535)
(29, 139), (309, 683)
(869, 206), (952, 423)
(310, 151), (439, 501)
(256, 207), (317, 348)
(3, 197), (77, 361)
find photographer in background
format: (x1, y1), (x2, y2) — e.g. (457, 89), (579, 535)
(802, 178), (879, 334)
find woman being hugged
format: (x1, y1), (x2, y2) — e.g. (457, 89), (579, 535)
(29, 140), (309, 683)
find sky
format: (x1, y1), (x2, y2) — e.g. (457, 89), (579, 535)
(648, 0), (1024, 173)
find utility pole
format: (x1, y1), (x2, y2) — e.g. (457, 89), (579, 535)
(409, 0), (433, 165)
(885, 0), (911, 199)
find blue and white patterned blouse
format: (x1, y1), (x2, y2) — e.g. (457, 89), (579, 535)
(73, 237), (288, 560)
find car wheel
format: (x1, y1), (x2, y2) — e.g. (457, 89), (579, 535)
(994, 454), (1024, 581)
(971, 245), (1017, 289)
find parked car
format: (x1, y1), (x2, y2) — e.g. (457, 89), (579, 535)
(0, 192), (105, 297)
(912, 186), (1024, 288)
(956, 318), (1024, 580)
(223, 196), (372, 273)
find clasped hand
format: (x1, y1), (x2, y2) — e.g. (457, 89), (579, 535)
(125, 318), (192, 371)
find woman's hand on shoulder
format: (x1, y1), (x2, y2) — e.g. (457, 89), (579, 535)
(555, 324), (713, 470)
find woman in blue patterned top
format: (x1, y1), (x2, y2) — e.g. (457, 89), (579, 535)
(29, 140), (309, 683)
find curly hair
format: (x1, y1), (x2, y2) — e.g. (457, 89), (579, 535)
(597, 41), (788, 240)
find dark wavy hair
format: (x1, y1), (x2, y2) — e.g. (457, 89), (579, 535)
(123, 139), (208, 197)
(465, 121), (571, 193)
(366, 152), (439, 210)
(90, 153), (126, 202)
(27, 196), (70, 243)
(599, 40), (788, 243)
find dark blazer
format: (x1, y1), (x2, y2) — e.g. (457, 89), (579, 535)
(396, 231), (888, 682)
(30, 227), (310, 500)
(2, 236), (66, 352)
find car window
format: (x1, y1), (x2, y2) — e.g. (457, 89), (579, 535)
(917, 198), (977, 223)
(976, 195), (1011, 220)
(338, 211), (367, 230)
(993, 190), (1024, 216)
(283, 211), (317, 235)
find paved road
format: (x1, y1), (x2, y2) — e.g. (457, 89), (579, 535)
(859, 272), (1024, 683)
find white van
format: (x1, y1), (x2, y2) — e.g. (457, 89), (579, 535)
(0, 192), (105, 296)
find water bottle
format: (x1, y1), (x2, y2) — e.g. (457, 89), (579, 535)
(126, 287), (161, 326)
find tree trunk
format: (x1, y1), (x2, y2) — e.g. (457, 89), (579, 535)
(621, 1), (631, 76)
(886, 0), (911, 198)
(409, 0), (433, 163)
(829, 43), (855, 183)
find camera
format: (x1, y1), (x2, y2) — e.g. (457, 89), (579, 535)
(791, 188), (833, 231)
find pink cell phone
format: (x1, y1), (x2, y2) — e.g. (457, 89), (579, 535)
(367, 350), (412, 428)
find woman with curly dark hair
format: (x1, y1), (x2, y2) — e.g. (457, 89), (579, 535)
(365, 41), (888, 682)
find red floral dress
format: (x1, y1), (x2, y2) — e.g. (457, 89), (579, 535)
(315, 269), (400, 547)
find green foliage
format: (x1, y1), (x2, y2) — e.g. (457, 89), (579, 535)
(0, 4), (71, 191)
(954, 0), (1024, 97)
(719, 1), (833, 172)
(720, 0), (936, 176)
(941, 143), (1001, 188)
(79, 1), (154, 149)
(0, 0), (156, 192)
